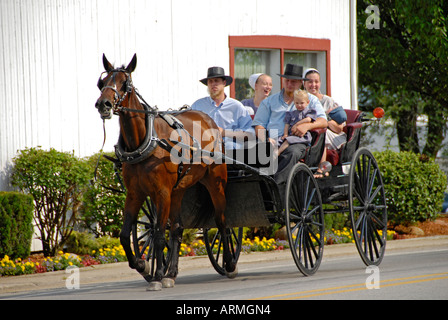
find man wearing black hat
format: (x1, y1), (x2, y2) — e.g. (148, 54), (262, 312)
(252, 63), (327, 184)
(192, 66), (254, 149)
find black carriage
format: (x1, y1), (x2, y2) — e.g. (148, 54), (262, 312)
(129, 108), (387, 279)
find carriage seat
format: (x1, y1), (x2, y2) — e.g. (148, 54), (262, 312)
(326, 109), (364, 166)
(302, 127), (327, 167)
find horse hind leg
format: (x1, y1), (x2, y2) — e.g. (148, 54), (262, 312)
(161, 190), (186, 288)
(147, 195), (172, 291)
(160, 222), (183, 289)
(146, 225), (166, 291)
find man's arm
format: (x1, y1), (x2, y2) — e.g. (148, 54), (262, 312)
(290, 117), (327, 137)
(222, 106), (255, 141)
(222, 129), (255, 141)
(255, 125), (277, 146)
(327, 120), (344, 134)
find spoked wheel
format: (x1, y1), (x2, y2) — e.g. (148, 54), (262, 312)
(131, 197), (173, 282)
(348, 148), (387, 266)
(203, 227), (243, 276)
(285, 163), (325, 276)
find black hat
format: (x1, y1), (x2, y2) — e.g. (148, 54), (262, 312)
(277, 63), (306, 80)
(200, 66), (233, 86)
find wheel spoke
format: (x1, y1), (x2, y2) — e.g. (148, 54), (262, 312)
(367, 168), (378, 199)
(307, 225), (323, 247)
(370, 211), (386, 230)
(306, 232), (318, 266)
(354, 210), (366, 232)
(369, 221), (382, 255)
(353, 176), (366, 205)
(368, 183), (382, 204)
(139, 234), (151, 257)
(305, 187), (316, 211)
(289, 212), (302, 222)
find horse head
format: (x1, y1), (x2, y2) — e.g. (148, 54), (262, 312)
(95, 53), (137, 120)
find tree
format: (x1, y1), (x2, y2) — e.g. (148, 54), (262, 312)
(11, 148), (91, 256)
(358, 0), (448, 157)
(81, 152), (126, 238)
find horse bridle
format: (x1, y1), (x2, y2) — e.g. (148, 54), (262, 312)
(97, 68), (157, 115)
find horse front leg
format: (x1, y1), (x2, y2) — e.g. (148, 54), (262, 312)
(120, 197), (149, 276)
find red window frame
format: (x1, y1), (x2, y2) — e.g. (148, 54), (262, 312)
(229, 35), (331, 98)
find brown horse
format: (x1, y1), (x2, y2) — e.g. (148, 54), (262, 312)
(95, 54), (236, 291)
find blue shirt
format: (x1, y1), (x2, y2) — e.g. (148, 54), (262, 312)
(192, 95), (254, 149)
(241, 98), (258, 114)
(252, 90), (326, 139)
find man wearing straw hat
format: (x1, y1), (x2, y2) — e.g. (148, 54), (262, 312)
(192, 66), (254, 150)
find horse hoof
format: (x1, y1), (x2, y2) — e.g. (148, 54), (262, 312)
(162, 278), (175, 288)
(147, 281), (163, 291)
(225, 266), (238, 279)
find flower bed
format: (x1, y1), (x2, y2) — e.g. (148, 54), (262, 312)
(0, 246), (127, 276)
(325, 228), (395, 245)
(1, 229), (396, 277)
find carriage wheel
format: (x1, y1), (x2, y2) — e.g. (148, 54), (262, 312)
(348, 148), (387, 266)
(203, 227), (243, 276)
(285, 163), (324, 276)
(131, 197), (173, 282)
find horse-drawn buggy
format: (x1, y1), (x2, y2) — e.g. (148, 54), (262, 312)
(95, 54), (387, 291)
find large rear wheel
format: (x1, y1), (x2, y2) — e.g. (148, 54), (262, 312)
(285, 163), (325, 276)
(348, 148), (387, 266)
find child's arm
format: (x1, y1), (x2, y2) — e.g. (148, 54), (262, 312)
(282, 123), (290, 139)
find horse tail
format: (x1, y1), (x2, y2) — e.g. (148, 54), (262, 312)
(190, 183), (215, 228)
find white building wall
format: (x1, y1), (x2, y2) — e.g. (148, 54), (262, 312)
(0, 0), (352, 190)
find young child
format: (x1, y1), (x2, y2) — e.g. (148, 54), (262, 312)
(277, 89), (317, 156)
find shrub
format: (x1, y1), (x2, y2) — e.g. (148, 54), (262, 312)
(65, 230), (122, 255)
(11, 147), (91, 256)
(374, 150), (447, 225)
(0, 192), (34, 260)
(64, 231), (100, 255)
(81, 153), (126, 237)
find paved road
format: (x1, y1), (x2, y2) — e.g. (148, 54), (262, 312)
(1, 236), (447, 303)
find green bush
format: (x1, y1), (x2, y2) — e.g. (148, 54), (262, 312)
(374, 150), (447, 225)
(11, 147), (91, 256)
(0, 192), (34, 259)
(65, 231), (121, 255)
(81, 153), (126, 237)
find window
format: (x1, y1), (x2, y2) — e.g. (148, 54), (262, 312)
(229, 36), (331, 101)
